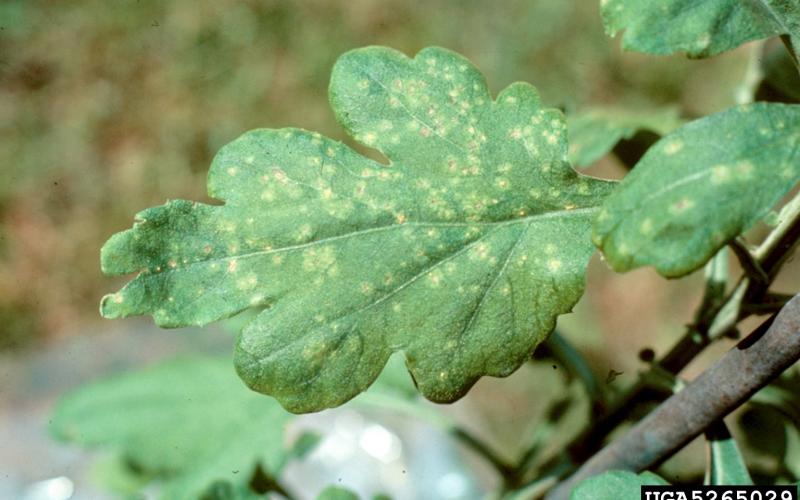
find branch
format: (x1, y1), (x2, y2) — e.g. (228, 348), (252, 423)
(546, 294), (800, 500)
(729, 238), (768, 286)
(557, 193), (800, 465)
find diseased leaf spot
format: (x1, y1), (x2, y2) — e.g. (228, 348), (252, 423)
(548, 259), (562, 272)
(237, 275), (258, 290)
(100, 46), (614, 413)
(696, 33), (711, 50)
(710, 165), (730, 184)
(639, 218), (653, 234)
(664, 139), (683, 155)
(736, 161), (753, 178)
(602, 0), (800, 58)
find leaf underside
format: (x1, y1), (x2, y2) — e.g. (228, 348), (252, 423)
(602, 0), (800, 57)
(593, 102), (800, 278)
(50, 357), (293, 500)
(100, 46), (614, 413)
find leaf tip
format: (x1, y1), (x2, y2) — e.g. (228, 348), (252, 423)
(99, 292), (125, 319)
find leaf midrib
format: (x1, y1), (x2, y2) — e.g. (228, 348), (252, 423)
(634, 130), (799, 208)
(142, 207), (599, 276)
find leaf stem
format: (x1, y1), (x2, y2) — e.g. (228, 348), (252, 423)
(541, 330), (605, 412)
(546, 295), (800, 499)
(451, 428), (518, 483)
(729, 238), (768, 286)
(753, 191), (800, 278)
(251, 463), (299, 500)
(779, 35), (800, 78)
(735, 40), (765, 105)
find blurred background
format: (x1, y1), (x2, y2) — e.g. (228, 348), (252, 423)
(1, 1), (798, 499)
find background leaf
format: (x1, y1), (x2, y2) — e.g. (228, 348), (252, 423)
(593, 102), (800, 277)
(570, 470), (668, 500)
(200, 481), (265, 500)
(567, 106), (683, 167)
(705, 421), (754, 485)
(100, 46), (615, 412)
(50, 357), (299, 500)
(601, 0), (800, 57)
(316, 486), (360, 500)
(745, 366), (800, 480)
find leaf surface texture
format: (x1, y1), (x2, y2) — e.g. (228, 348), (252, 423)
(101, 46), (614, 412)
(602, 0), (800, 57)
(594, 103), (800, 277)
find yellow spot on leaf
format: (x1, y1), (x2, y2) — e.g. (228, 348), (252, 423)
(664, 140), (683, 155)
(711, 165), (730, 184)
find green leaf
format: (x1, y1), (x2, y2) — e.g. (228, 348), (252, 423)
(200, 481), (264, 500)
(570, 470), (668, 500)
(100, 46), (615, 412)
(705, 421), (753, 485)
(50, 357), (301, 500)
(351, 353), (454, 428)
(316, 486), (360, 500)
(88, 454), (154, 497)
(740, 406), (789, 461)
(746, 367), (800, 478)
(601, 0), (800, 57)
(568, 106), (682, 167)
(593, 102), (800, 278)
(286, 431), (322, 462)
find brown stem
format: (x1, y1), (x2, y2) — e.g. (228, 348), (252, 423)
(559, 200), (800, 465)
(546, 294), (800, 500)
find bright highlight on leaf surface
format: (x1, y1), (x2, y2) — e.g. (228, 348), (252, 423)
(593, 102), (800, 278)
(100, 46), (614, 413)
(601, 0), (800, 57)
